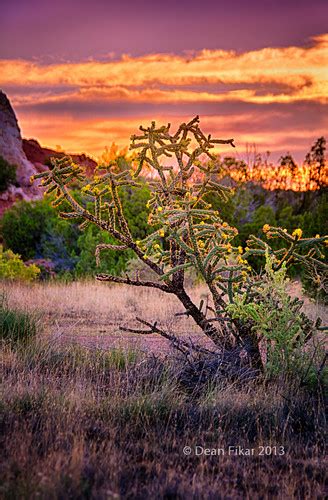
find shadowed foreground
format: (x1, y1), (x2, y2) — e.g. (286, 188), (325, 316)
(0, 282), (327, 498)
(0, 340), (326, 499)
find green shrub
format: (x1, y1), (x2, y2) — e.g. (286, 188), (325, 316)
(75, 183), (152, 277)
(0, 198), (80, 272)
(0, 155), (16, 193)
(0, 185), (152, 277)
(75, 225), (132, 277)
(227, 252), (325, 380)
(0, 199), (55, 260)
(0, 246), (40, 281)
(0, 294), (38, 343)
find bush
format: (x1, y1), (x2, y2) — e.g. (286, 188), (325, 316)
(0, 246), (40, 281)
(0, 184), (152, 277)
(38, 218), (80, 273)
(75, 225), (133, 276)
(75, 183), (152, 276)
(0, 294), (37, 343)
(0, 198), (80, 273)
(227, 252), (325, 380)
(0, 199), (56, 260)
(0, 155), (16, 193)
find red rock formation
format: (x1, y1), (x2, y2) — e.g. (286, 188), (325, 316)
(23, 139), (97, 177)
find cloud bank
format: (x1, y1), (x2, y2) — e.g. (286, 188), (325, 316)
(1, 34), (327, 160)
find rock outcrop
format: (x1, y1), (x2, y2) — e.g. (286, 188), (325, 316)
(0, 91), (97, 215)
(0, 91), (43, 211)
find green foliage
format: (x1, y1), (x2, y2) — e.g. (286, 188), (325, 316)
(0, 182), (152, 278)
(238, 205), (277, 245)
(38, 215), (80, 273)
(0, 246), (40, 281)
(227, 253), (323, 378)
(0, 197), (79, 273)
(0, 294), (38, 343)
(204, 189), (236, 226)
(75, 183), (152, 276)
(0, 155), (16, 193)
(75, 226), (132, 276)
(301, 191), (328, 236)
(1, 199), (56, 260)
(119, 182), (151, 239)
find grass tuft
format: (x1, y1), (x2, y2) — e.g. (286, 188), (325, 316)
(0, 293), (38, 344)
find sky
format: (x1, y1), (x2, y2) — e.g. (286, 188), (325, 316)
(1, 0), (327, 162)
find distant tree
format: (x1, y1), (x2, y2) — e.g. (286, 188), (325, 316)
(305, 137), (327, 190)
(279, 153), (298, 189)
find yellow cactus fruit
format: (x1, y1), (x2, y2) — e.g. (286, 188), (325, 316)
(292, 228), (303, 239)
(82, 184), (91, 193)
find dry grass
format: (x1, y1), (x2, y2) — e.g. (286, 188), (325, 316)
(0, 339), (326, 499)
(0, 280), (327, 498)
(2, 279), (326, 352)
(2, 281), (214, 352)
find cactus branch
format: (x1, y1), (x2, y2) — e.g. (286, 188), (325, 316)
(96, 273), (171, 292)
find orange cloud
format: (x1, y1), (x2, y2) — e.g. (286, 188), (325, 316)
(1, 33), (328, 104)
(2, 34), (327, 160)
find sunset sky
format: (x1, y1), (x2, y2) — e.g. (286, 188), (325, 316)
(1, 0), (327, 162)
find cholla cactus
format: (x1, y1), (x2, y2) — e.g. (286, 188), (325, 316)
(33, 116), (327, 370)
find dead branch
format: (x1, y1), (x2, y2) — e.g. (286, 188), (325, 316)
(120, 317), (217, 357)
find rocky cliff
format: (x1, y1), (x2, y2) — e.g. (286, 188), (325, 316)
(0, 91), (97, 215)
(0, 91), (43, 210)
